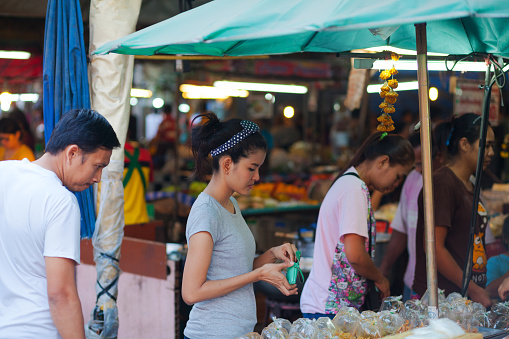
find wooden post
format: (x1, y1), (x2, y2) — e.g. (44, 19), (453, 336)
(415, 23), (439, 318)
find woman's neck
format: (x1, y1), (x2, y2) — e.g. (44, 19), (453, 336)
(447, 159), (473, 190)
(203, 175), (234, 210)
(354, 162), (371, 187)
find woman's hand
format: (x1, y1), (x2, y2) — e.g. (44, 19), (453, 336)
(270, 243), (298, 264)
(257, 262), (298, 296)
(375, 275), (391, 300)
(468, 283), (492, 308)
(499, 277), (509, 301)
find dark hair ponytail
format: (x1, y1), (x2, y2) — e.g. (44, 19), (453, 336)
(191, 112), (267, 181)
(443, 113), (487, 158)
(336, 132), (414, 179)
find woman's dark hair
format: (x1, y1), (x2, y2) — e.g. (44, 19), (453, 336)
(440, 113), (488, 158)
(191, 112), (267, 181)
(433, 120), (451, 159)
(45, 108), (120, 155)
(0, 117), (22, 135)
(337, 131), (414, 178)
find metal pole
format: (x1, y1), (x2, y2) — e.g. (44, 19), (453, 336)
(415, 23), (439, 318)
(461, 63), (493, 296)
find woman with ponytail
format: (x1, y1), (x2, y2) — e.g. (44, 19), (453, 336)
(413, 113), (495, 308)
(182, 113), (298, 339)
(300, 132), (414, 317)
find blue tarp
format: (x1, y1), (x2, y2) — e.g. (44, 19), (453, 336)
(43, 0), (95, 238)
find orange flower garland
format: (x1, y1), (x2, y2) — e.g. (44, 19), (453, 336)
(377, 52), (400, 132)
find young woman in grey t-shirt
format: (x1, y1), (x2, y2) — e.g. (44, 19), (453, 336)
(182, 112), (298, 339)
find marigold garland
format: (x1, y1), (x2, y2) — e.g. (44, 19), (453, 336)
(377, 52), (400, 132)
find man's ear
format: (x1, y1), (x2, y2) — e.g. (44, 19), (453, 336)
(65, 145), (80, 164)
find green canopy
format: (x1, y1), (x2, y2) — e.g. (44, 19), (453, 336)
(95, 0), (509, 57)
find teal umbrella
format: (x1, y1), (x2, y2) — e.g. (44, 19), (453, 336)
(94, 0), (509, 57)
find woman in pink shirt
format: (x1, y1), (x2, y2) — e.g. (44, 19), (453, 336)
(300, 132), (414, 318)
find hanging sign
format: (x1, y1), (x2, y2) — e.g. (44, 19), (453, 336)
(452, 78), (500, 126)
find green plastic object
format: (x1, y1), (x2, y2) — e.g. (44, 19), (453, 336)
(286, 250), (305, 285)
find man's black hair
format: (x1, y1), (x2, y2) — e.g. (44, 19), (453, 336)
(45, 108), (120, 155)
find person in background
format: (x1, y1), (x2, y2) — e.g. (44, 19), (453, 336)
(300, 132), (414, 317)
(0, 116), (35, 161)
(182, 112), (298, 339)
(379, 124), (449, 301)
(0, 109), (120, 339)
(7, 107), (35, 151)
(413, 113), (495, 308)
(150, 104), (177, 169)
(123, 114), (153, 225)
(486, 216), (509, 299)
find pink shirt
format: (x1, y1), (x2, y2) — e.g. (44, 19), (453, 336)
(390, 169), (422, 288)
(300, 167), (374, 313)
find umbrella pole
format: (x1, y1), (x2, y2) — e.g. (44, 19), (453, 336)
(460, 62), (493, 297)
(415, 23), (439, 317)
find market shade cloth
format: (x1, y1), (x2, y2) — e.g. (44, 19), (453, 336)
(94, 0), (509, 57)
(43, 0), (95, 238)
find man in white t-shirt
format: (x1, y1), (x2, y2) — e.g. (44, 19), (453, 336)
(0, 109), (119, 339)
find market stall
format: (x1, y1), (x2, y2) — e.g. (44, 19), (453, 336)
(90, 0), (509, 337)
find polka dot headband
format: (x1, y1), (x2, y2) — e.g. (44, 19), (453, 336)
(210, 120), (260, 157)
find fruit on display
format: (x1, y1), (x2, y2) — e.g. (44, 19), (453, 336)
(238, 181), (319, 210)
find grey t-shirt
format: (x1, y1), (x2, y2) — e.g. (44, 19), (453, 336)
(184, 193), (257, 339)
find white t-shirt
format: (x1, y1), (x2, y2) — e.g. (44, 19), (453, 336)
(390, 169), (422, 289)
(0, 159), (81, 339)
(300, 167), (370, 314)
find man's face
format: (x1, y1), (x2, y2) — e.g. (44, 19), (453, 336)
(64, 147), (112, 192)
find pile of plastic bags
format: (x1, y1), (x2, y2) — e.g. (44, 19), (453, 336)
(236, 292), (509, 339)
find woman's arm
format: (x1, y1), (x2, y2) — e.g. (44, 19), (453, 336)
(343, 233), (390, 299)
(182, 232), (295, 305)
(433, 226), (492, 307)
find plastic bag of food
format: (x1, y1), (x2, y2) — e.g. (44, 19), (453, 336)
(236, 332), (262, 339)
(261, 327), (287, 339)
(380, 295), (403, 313)
(447, 299), (474, 323)
(289, 318), (317, 338)
(267, 317), (292, 334)
(445, 292), (463, 304)
(401, 299), (425, 317)
(438, 301), (450, 318)
(403, 309), (428, 329)
(361, 310), (378, 320)
(420, 288), (445, 307)
(462, 310), (487, 330)
(332, 308), (361, 334)
(471, 302), (486, 314)
(493, 315), (509, 330)
(492, 302), (509, 317)
(311, 328), (337, 339)
(354, 318), (382, 339)
(378, 310), (405, 336)
(315, 317), (337, 333)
